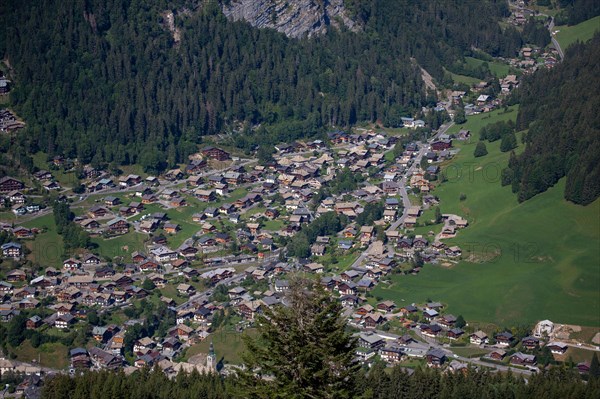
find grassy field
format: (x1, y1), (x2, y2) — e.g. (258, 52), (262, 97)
(184, 328), (257, 365)
(13, 340), (69, 369)
(262, 219), (284, 231)
(373, 107), (600, 328)
(555, 16), (600, 51)
(449, 72), (482, 86)
(91, 231), (147, 262)
(464, 57), (511, 78)
(22, 213), (65, 267)
(0, 211), (16, 221)
(559, 346), (599, 365)
(450, 347), (490, 358)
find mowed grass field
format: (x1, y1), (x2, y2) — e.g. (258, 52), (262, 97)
(13, 340), (69, 369)
(555, 16), (600, 51)
(373, 107), (600, 328)
(184, 328), (257, 365)
(22, 213), (65, 267)
(464, 57), (512, 78)
(448, 71), (481, 86)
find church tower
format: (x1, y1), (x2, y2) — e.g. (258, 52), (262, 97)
(206, 340), (216, 370)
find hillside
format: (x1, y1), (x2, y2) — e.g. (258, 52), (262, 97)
(555, 15), (600, 50)
(508, 34), (600, 205)
(374, 107), (600, 327)
(0, 0), (520, 172)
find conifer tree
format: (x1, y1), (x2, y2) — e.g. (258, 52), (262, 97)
(238, 278), (359, 398)
(474, 141), (488, 157)
(591, 353), (600, 379)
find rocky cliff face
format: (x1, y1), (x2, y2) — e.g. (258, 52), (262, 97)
(222, 0), (358, 38)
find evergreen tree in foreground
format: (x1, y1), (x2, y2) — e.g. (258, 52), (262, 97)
(237, 278), (359, 398)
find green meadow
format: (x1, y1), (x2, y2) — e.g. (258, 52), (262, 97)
(448, 71), (482, 86)
(22, 213), (65, 267)
(464, 57), (512, 78)
(183, 328), (258, 365)
(555, 16), (600, 51)
(374, 107), (600, 328)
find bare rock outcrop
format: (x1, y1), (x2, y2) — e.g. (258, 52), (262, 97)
(222, 0), (358, 38)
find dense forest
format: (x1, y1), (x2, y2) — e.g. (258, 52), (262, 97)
(552, 0), (600, 26)
(504, 34), (600, 205)
(40, 363), (599, 399)
(0, 0), (521, 172)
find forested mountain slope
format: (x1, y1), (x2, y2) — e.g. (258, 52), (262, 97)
(1, 0), (520, 172)
(505, 34), (600, 205)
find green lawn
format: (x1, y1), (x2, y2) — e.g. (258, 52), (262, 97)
(450, 106), (519, 137)
(450, 347), (490, 358)
(13, 340), (69, 369)
(373, 106), (600, 328)
(464, 57), (511, 78)
(380, 127), (412, 136)
(159, 284), (188, 305)
(22, 213), (65, 267)
(120, 164), (148, 179)
(91, 231), (147, 262)
(562, 346), (599, 365)
(448, 71), (482, 86)
(183, 328), (258, 365)
(262, 219), (284, 231)
(0, 211), (16, 221)
(322, 251), (359, 273)
(555, 16), (600, 51)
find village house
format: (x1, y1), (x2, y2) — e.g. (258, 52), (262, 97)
(2, 243), (22, 259)
(420, 324), (442, 338)
(426, 349), (446, 368)
(177, 283), (196, 296)
(89, 347), (122, 369)
(63, 258), (81, 271)
(238, 300), (263, 320)
(495, 331), (514, 347)
(521, 336), (540, 350)
(12, 226), (33, 239)
(201, 146), (230, 161)
(363, 313), (384, 329)
(0, 176), (24, 192)
(489, 349), (506, 361)
(106, 218), (129, 235)
(510, 352), (536, 366)
(88, 205), (109, 219)
(546, 342), (568, 355)
(7, 190), (25, 204)
(377, 301), (396, 313)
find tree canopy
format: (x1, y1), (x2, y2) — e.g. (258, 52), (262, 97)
(505, 34), (600, 205)
(0, 0), (524, 171)
(238, 278), (359, 398)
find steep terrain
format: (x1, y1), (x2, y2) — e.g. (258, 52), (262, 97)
(222, 0), (358, 38)
(0, 0), (520, 171)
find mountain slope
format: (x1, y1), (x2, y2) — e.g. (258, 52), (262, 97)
(508, 34), (600, 205)
(1, 0), (519, 172)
